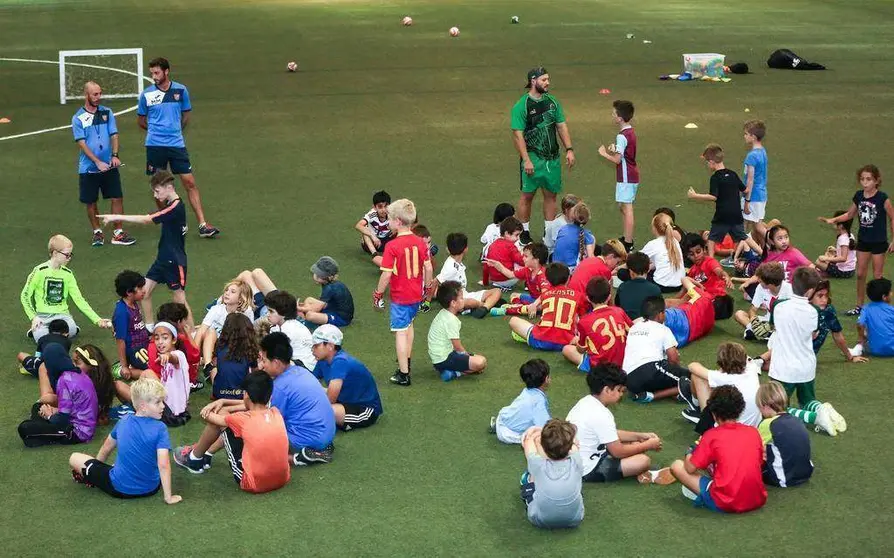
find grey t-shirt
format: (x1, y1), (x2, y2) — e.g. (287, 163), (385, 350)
(525, 451), (585, 529)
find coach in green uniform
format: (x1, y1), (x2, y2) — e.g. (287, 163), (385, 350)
(511, 67), (575, 245)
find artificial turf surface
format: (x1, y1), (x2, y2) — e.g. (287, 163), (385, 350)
(1, 0), (893, 555)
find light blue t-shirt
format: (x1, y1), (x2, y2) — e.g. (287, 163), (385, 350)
(525, 451), (585, 529)
(71, 106), (118, 174)
(744, 147), (768, 203)
(553, 224), (595, 268)
(271, 364), (336, 450)
(137, 81), (192, 147)
(858, 301), (894, 356)
(109, 415), (171, 495)
(498, 388), (550, 434)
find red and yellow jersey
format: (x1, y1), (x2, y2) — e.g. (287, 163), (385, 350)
(531, 286), (585, 345)
(514, 266), (551, 299)
(381, 232), (430, 305)
(688, 256), (726, 297)
(681, 287), (717, 343)
(576, 305), (632, 367)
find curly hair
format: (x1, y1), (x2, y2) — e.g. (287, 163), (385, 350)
(217, 313), (259, 363)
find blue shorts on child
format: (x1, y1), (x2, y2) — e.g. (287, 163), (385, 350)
(433, 351), (470, 372)
(146, 259), (187, 291)
(390, 302), (419, 331)
(694, 477), (725, 513)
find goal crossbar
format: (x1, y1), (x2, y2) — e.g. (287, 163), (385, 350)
(58, 48), (145, 104)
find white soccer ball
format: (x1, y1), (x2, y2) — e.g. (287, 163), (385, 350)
(402, 16), (413, 26)
(449, 26), (460, 37)
(511, 16), (519, 24)
(286, 61), (298, 72)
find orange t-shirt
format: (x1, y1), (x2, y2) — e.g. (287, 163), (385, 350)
(225, 408), (291, 494)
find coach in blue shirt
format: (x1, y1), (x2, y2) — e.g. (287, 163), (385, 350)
(138, 57), (220, 239)
(72, 81), (135, 247)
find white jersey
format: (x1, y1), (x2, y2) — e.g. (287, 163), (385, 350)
(566, 395), (619, 476)
(272, 319), (316, 371)
(622, 319), (678, 372)
(708, 368), (761, 427)
(202, 304), (255, 335)
(437, 257), (468, 290)
(362, 208), (391, 240)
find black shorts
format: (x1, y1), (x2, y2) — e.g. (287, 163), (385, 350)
(708, 222), (748, 243)
(433, 351), (471, 373)
(856, 240), (888, 255)
(340, 403), (379, 431)
(146, 146), (192, 175)
(626, 360), (686, 395)
(361, 236), (391, 255)
(222, 428), (245, 486)
(82, 459), (159, 499)
(79, 168), (123, 204)
(18, 403), (81, 448)
(146, 260), (187, 291)
(826, 264), (855, 279)
(582, 454), (624, 483)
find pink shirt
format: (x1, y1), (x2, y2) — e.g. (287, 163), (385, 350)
(764, 248), (811, 282)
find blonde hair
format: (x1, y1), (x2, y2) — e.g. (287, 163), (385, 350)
(131, 377), (166, 409)
(48, 234), (72, 256)
(387, 198), (417, 226)
(223, 279), (254, 313)
(757, 381), (788, 413)
(602, 239), (628, 264)
(651, 214), (682, 271)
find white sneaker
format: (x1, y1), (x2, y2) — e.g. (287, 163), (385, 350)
(681, 484), (699, 501)
(823, 402), (847, 433)
(849, 344), (864, 357)
(814, 405), (838, 437)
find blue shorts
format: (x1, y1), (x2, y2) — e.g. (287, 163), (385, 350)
(390, 302), (419, 331)
(126, 346), (149, 370)
(694, 476), (725, 513)
(146, 146), (192, 175)
(664, 307), (691, 348)
(615, 182), (639, 204)
(327, 313), (350, 327)
(79, 168), (123, 204)
(433, 351), (471, 373)
(146, 260), (187, 291)
(516, 294), (535, 305)
(526, 327), (565, 352)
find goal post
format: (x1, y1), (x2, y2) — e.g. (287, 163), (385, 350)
(58, 48), (145, 104)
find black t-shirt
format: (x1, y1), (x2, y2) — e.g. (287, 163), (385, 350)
(709, 169), (746, 225)
(853, 189), (889, 243)
(37, 333), (72, 355)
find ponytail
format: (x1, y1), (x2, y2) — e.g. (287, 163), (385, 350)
(571, 202), (591, 262)
(652, 214), (682, 270)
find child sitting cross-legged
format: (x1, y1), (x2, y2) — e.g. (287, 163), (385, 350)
(734, 262), (792, 342)
(481, 216), (524, 289)
(298, 257), (354, 327)
(428, 233), (502, 318)
(210, 313), (258, 402)
(487, 242), (550, 315)
(508, 263), (584, 352)
(853, 277), (894, 357)
(69, 377), (181, 504)
(680, 342), (761, 431)
(614, 251), (661, 320)
(757, 381), (814, 488)
(621, 296), (689, 404)
(148, 302), (201, 390)
(519, 419), (584, 530)
(427, 280), (488, 382)
(491, 359), (551, 444)
(669, 385), (767, 513)
(563, 277), (632, 371)
(195, 279), (254, 380)
(17, 318), (72, 378)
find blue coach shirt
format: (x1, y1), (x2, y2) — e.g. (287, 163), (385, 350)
(137, 81), (191, 148)
(72, 106), (118, 174)
(271, 364), (336, 450)
(313, 350), (382, 415)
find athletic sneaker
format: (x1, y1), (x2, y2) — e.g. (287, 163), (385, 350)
(511, 331), (527, 344)
(92, 230), (104, 247)
(743, 328), (757, 341)
(111, 230), (136, 246)
(520, 471), (531, 486)
(419, 300), (431, 314)
(107, 404), (135, 421)
(638, 468), (676, 485)
(632, 391), (655, 404)
(719, 257), (735, 268)
(440, 369), (461, 382)
(489, 416), (497, 434)
(814, 405), (838, 437)
(681, 484), (699, 501)
(682, 408), (701, 424)
(291, 444), (334, 467)
(200, 362), (214, 382)
(823, 402), (847, 433)
(489, 306), (507, 317)
(389, 370), (411, 386)
(198, 223), (221, 238)
(519, 230), (533, 246)
(845, 306), (862, 317)
(470, 307), (489, 319)
(173, 445), (206, 474)
(189, 381), (205, 393)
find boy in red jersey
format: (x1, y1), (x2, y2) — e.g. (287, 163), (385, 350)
(563, 277), (631, 371)
(568, 239), (628, 298)
(482, 217), (524, 288)
(664, 277), (721, 348)
(598, 100), (638, 252)
(682, 235), (732, 299)
(373, 199), (433, 387)
(669, 385), (767, 513)
(487, 243), (550, 316)
(509, 263), (584, 351)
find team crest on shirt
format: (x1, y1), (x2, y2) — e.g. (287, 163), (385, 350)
(174, 93), (180, 101)
(101, 114), (108, 122)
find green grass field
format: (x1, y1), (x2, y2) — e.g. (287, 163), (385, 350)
(2, 0), (894, 555)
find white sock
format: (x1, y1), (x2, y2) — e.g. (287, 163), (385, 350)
(190, 451), (202, 461)
(522, 222), (530, 231)
(93, 228), (102, 233)
(114, 228), (123, 235)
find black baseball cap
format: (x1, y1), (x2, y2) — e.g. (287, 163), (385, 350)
(526, 67), (548, 88)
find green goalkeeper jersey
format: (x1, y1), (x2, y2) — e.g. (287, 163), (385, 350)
(20, 262), (101, 324)
(510, 92), (566, 160)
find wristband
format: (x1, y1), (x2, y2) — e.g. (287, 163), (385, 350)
(565, 146), (574, 151)
(112, 152), (119, 158)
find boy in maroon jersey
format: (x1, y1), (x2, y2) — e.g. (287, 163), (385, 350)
(508, 263), (584, 351)
(373, 199), (433, 387)
(563, 277), (632, 371)
(482, 217), (524, 288)
(598, 100), (638, 252)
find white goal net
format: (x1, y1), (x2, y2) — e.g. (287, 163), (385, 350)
(58, 48), (145, 104)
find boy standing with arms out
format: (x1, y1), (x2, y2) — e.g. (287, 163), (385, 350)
(687, 144), (751, 258)
(510, 67), (576, 245)
(374, 199), (433, 386)
(99, 170), (193, 330)
(427, 281), (488, 382)
(598, 100), (638, 252)
(519, 419), (585, 529)
(356, 190), (393, 266)
(21, 234), (112, 342)
(742, 120), (769, 242)
(669, 385), (766, 513)
(69, 377), (181, 504)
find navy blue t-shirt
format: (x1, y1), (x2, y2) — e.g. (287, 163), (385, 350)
(150, 198), (187, 265)
(853, 189), (889, 244)
(313, 350), (382, 415)
(321, 281), (354, 323)
(213, 347), (254, 400)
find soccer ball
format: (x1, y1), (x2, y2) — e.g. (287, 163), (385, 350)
(449, 26), (460, 37)
(402, 16), (413, 26)
(511, 16), (519, 24)
(286, 61), (298, 72)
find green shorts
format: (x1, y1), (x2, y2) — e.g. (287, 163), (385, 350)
(520, 153), (562, 194)
(780, 380), (816, 407)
